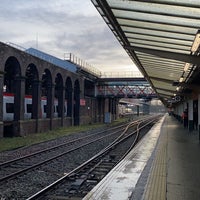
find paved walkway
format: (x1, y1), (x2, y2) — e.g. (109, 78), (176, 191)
(142, 115), (200, 200)
(83, 115), (200, 200)
(83, 116), (165, 200)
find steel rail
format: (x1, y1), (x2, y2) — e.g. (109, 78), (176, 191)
(0, 122), (131, 166)
(0, 119), (145, 182)
(26, 114), (162, 200)
(0, 127), (127, 182)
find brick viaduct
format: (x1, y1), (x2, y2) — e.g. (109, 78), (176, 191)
(0, 42), (118, 137)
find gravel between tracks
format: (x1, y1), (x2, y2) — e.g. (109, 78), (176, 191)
(0, 123), (124, 199)
(0, 125), (108, 163)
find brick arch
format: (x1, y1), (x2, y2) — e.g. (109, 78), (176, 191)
(4, 56), (21, 93)
(3, 56), (22, 136)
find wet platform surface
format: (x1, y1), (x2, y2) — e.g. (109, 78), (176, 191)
(83, 115), (200, 200)
(142, 115), (200, 200)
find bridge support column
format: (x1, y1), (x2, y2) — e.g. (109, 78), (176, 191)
(137, 105), (140, 116)
(46, 83), (52, 119)
(116, 99), (120, 119)
(97, 97), (104, 123)
(73, 84), (80, 126)
(65, 87), (74, 126)
(60, 86), (65, 127)
(71, 90), (74, 126)
(104, 98), (109, 113)
(143, 104), (150, 115)
(112, 98), (117, 120)
(50, 84), (55, 130)
(110, 98), (117, 121)
(32, 80), (41, 133)
(14, 76), (25, 136)
(104, 98), (111, 123)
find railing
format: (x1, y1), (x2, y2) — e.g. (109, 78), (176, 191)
(101, 71), (143, 78)
(96, 85), (156, 98)
(6, 42), (56, 64)
(6, 42), (26, 51)
(64, 53), (144, 79)
(64, 53), (102, 77)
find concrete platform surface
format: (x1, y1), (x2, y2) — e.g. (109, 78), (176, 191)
(83, 116), (165, 200)
(83, 115), (200, 200)
(142, 115), (200, 200)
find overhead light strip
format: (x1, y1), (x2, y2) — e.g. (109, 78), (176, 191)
(183, 63), (191, 72)
(191, 32), (200, 52)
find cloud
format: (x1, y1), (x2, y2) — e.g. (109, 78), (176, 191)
(0, 0), (138, 73)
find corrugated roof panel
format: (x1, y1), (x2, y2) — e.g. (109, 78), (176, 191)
(120, 19), (197, 35)
(92, 0), (200, 105)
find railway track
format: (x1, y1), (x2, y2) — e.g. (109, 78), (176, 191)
(27, 115), (161, 200)
(0, 122), (129, 163)
(0, 124), (134, 180)
(0, 118), (149, 199)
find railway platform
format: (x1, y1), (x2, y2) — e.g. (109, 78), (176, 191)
(83, 114), (200, 200)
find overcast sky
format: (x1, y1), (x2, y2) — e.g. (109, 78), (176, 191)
(0, 0), (139, 73)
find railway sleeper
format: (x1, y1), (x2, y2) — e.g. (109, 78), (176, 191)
(93, 167), (111, 173)
(70, 178), (86, 190)
(47, 195), (81, 200)
(97, 161), (116, 168)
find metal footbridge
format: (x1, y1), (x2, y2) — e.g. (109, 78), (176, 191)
(96, 71), (156, 99)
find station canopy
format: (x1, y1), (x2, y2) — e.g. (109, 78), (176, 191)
(92, 0), (200, 106)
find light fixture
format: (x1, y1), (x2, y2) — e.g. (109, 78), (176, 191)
(191, 33), (200, 52)
(179, 76), (184, 83)
(176, 86), (180, 91)
(183, 63), (190, 72)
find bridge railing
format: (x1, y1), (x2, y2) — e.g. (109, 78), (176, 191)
(64, 53), (102, 78)
(95, 85), (156, 98)
(101, 71), (144, 78)
(6, 42), (26, 51)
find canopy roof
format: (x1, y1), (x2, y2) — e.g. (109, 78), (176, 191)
(92, 0), (200, 106)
